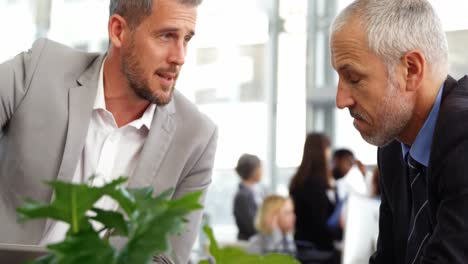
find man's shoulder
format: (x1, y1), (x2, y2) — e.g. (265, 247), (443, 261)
(440, 75), (468, 116)
(28, 38), (101, 75)
(241, 188), (255, 199)
(432, 75), (468, 158)
(31, 38), (100, 58)
(171, 90), (216, 131)
(236, 189), (256, 209)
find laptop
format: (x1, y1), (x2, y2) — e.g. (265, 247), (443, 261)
(0, 243), (48, 263)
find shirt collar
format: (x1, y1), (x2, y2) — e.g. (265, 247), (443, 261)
(93, 58), (106, 110)
(401, 84), (444, 166)
(131, 104), (156, 130)
(93, 57), (156, 130)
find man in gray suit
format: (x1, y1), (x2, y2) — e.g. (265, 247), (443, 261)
(0, 0), (217, 263)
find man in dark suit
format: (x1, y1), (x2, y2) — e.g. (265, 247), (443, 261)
(330, 0), (468, 263)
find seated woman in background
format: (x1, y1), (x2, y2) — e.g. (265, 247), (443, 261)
(233, 153), (264, 241)
(248, 195), (296, 256)
(289, 133), (340, 264)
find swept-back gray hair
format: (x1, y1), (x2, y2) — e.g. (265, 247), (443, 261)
(331, 0), (449, 81)
(109, 0), (203, 28)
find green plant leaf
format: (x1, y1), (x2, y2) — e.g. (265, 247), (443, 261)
(117, 191), (203, 264)
(128, 187), (172, 212)
(46, 230), (116, 264)
(262, 254), (302, 263)
(106, 187), (136, 216)
(24, 231), (116, 264)
(17, 177), (127, 234)
(203, 225), (220, 260)
(128, 186), (155, 202)
(90, 208), (128, 237)
(201, 226), (300, 264)
(18, 179), (203, 264)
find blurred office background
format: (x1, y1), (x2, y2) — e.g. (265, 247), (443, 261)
(2, 0), (467, 261)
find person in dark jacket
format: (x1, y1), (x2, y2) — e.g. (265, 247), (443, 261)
(331, 0), (468, 263)
(233, 153), (264, 241)
(290, 133), (340, 264)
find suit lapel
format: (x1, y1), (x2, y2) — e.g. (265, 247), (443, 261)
(56, 55), (104, 183)
(128, 101), (176, 189)
(43, 55), (103, 235)
(380, 141), (411, 254)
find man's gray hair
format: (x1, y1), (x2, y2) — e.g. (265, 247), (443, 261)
(331, 0), (449, 81)
(109, 0), (203, 28)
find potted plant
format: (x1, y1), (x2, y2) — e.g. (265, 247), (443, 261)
(17, 178), (299, 264)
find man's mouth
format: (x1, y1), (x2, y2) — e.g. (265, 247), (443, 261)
(156, 71), (176, 81)
(350, 109), (369, 124)
(155, 71), (177, 89)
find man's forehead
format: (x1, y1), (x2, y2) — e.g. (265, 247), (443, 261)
(331, 16), (366, 49)
(331, 30), (370, 69)
(143, 5), (198, 33)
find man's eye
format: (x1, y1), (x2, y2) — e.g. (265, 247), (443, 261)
(184, 35), (193, 43)
(161, 33), (174, 40)
(346, 74), (361, 84)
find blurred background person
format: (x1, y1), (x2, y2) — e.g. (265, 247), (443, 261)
(330, 149), (369, 241)
(289, 133), (340, 264)
(342, 167), (381, 264)
(248, 195), (296, 256)
(233, 153), (265, 241)
(332, 149), (353, 180)
(332, 149), (368, 201)
(369, 167), (381, 198)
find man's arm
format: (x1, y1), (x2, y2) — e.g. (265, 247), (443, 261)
(167, 127), (218, 264)
(0, 39), (45, 130)
(369, 149), (394, 264)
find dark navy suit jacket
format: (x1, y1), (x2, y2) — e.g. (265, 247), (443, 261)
(371, 75), (468, 263)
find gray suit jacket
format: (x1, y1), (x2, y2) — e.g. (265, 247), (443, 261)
(0, 39), (218, 264)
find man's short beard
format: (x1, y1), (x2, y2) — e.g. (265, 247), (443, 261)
(362, 74), (414, 147)
(131, 81), (174, 106)
(121, 38), (174, 106)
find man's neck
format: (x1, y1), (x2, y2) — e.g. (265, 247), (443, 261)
(398, 79), (444, 145)
(242, 180), (256, 188)
(103, 57), (151, 128)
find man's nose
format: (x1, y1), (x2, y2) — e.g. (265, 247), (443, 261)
(168, 42), (186, 66)
(336, 81), (355, 109)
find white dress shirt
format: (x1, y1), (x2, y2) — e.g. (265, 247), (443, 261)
(336, 165), (368, 201)
(40, 59), (156, 244)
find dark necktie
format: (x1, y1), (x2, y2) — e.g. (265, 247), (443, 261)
(405, 155), (432, 264)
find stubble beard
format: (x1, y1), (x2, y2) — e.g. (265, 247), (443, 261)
(359, 76), (414, 147)
(121, 38), (175, 106)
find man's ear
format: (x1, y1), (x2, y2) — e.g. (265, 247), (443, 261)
(401, 50), (425, 92)
(108, 14), (128, 49)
